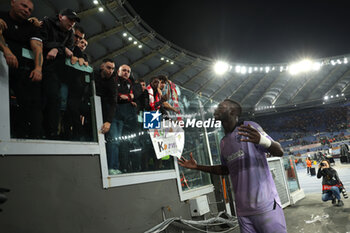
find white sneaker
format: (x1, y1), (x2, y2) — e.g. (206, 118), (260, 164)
(108, 169), (122, 175)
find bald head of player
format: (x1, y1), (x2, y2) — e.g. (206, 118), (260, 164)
(214, 99), (242, 133)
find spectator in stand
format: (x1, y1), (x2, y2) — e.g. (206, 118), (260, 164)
(63, 25), (91, 140)
(0, 0), (44, 138)
(158, 75), (180, 116)
(133, 78), (149, 115)
(107, 64), (140, 174)
(94, 58), (117, 134)
(40, 8), (79, 139)
(70, 25), (89, 66)
(94, 59), (119, 172)
(147, 76), (167, 116)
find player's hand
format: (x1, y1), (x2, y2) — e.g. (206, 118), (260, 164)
(178, 152), (198, 169)
(131, 102), (137, 107)
(29, 67), (42, 82)
(238, 124), (260, 144)
(100, 122), (111, 134)
(46, 48), (58, 60)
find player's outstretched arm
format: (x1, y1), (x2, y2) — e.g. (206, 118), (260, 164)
(179, 152), (229, 175)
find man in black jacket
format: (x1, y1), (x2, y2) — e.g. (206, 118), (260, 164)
(317, 160), (344, 206)
(0, 0), (44, 138)
(40, 8), (80, 139)
(94, 58), (117, 134)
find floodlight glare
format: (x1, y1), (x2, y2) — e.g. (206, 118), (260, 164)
(214, 61), (229, 75)
(122, 32), (127, 37)
(128, 37), (132, 41)
(98, 7), (104, 12)
(235, 65), (241, 73)
(241, 66), (247, 74)
(312, 62), (321, 71)
(93, 0), (98, 5)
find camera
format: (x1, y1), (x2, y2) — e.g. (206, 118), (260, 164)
(320, 162), (326, 166)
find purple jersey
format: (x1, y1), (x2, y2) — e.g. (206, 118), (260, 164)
(220, 121), (281, 216)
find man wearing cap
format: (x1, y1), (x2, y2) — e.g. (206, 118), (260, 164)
(40, 8), (80, 139)
(0, 0), (44, 138)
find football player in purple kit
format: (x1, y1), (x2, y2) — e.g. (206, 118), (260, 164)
(179, 99), (287, 233)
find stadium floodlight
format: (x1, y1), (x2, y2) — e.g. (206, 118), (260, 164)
(344, 58), (348, 64)
(312, 62), (321, 71)
(254, 67), (258, 71)
(122, 32), (127, 37)
(241, 66), (247, 74)
(213, 61), (229, 75)
(235, 65), (241, 73)
(93, 0), (98, 5)
(161, 57), (164, 60)
(98, 7), (104, 12)
(248, 67), (253, 73)
(265, 66), (270, 73)
(342, 93), (345, 96)
(138, 44), (142, 48)
(336, 94), (339, 97)
(128, 37), (132, 41)
(133, 41), (137, 45)
(331, 60), (336, 65)
(170, 61), (174, 65)
(324, 96), (329, 100)
(289, 59), (321, 75)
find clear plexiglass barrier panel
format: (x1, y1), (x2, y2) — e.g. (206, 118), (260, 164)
(283, 156), (301, 193)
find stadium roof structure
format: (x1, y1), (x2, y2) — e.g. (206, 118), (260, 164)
(3, 0), (350, 113)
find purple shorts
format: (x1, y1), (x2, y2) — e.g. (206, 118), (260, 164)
(237, 204), (287, 233)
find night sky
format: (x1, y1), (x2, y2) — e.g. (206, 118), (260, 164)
(129, 0), (350, 64)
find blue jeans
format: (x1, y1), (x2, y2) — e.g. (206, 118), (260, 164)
(322, 186), (341, 201)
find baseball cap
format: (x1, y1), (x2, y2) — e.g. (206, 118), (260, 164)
(59, 8), (80, 22)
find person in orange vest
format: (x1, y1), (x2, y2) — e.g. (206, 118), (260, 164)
(306, 157), (312, 174)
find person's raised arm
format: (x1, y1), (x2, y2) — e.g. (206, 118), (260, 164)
(238, 124), (284, 157)
(178, 152), (229, 175)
